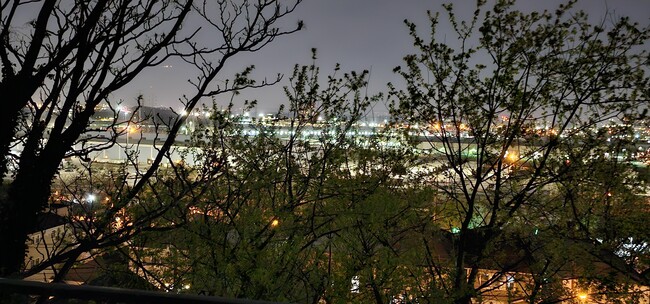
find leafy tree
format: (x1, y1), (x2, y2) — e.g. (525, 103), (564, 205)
(389, 0), (649, 303)
(118, 56), (435, 303)
(0, 0), (302, 289)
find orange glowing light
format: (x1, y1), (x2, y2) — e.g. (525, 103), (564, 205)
(505, 151), (519, 163)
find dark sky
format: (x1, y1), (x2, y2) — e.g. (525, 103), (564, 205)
(115, 0), (650, 114)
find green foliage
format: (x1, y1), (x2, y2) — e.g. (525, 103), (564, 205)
(119, 58), (437, 303)
(25, 2), (650, 304)
(388, 0), (650, 303)
(117, 2), (650, 302)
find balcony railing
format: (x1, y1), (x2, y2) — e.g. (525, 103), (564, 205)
(0, 278), (284, 304)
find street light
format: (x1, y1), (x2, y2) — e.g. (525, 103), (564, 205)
(117, 105), (130, 122)
(505, 151), (519, 163)
(119, 125), (137, 161)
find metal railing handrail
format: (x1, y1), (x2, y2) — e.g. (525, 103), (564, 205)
(0, 278), (286, 304)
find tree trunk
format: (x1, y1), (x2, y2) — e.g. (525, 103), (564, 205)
(0, 81), (31, 179)
(0, 138), (62, 278)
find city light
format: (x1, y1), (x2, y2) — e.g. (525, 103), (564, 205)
(114, 217), (123, 229)
(505, 151), (519, 163)
(578, 292), (588, 301)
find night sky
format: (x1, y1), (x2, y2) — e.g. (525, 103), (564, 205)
(113, 0), (650, 114)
